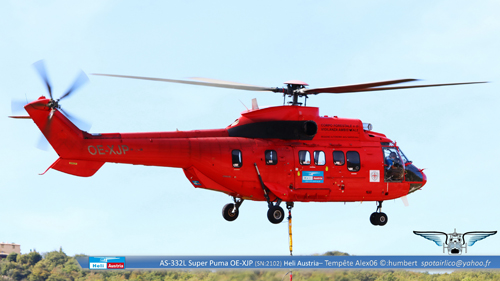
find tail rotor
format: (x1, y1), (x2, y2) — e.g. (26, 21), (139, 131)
(33, 60), (89, 113)
(11, 60), (92, 150)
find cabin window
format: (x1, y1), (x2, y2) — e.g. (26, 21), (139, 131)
(265, 150), (277, 165)
(333, 151), (345, 166)
(346, 151), (360, 172)
(314, 151), (326, 166)
(298, 150), (311, 165)
(232, 150), (242, 168)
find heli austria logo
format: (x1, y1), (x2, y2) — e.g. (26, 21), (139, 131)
(302, 171), (324, 183)
(414, 229), (496, 255)
(89, 257), (125, 269)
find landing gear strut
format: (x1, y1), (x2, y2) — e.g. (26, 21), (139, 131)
(254, 163), (286, 224)
(222, 197), (244, 222)
(370, 201), (388, 226)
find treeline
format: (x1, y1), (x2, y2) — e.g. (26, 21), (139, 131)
(1, 250), (500, 280)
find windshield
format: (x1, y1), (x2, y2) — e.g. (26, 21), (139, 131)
(398, 148), (410, 164)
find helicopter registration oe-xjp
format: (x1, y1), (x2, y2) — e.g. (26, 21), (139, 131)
(12, 61), (486, 226)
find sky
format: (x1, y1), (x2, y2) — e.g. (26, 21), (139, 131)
(1, 0), (499, 257)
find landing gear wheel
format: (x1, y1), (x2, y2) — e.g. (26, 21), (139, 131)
(378, 212), (388, 226)
(369, 212), (388, 226)
(222, 203), (239, 222)
(267, 206), (285, 224)
(370, 201), (388, 226)
(370, 212), (379, 225)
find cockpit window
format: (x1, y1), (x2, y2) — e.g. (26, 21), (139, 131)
(382, 146), (404, 182)
(299, 150), (311, 165)
(398, 148), (410, 164)
(383, 147), (401, 163)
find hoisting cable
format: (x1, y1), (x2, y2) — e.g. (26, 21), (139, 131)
(288, 208), (293, 256)
(285, 203), (294, 281)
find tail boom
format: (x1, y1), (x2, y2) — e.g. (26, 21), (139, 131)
(24, 97), (221, 176)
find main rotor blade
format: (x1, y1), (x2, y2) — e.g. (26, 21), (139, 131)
(305, 80), (487, 94)
(92, 73), (280, 92)
(344, 81), (488, 93)
(59, 70), (89, 101)
(304, 79), (418, 94)
(33, 60), (53, 99)
(188, 77), (273, 90)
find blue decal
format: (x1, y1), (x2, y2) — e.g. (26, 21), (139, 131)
(89, 257), (125, 270)
(192, 180), (201, 186)
(302, 171), (324, 183)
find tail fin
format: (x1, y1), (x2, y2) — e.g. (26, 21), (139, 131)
(24, 97), (105, 177)
(25, 97), (83, 157)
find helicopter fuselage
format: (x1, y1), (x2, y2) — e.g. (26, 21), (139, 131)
(26, 97), (426, 204)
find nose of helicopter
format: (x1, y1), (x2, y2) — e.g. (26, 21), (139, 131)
(421, 170), (427, 187)
(406, 163), (426, 194)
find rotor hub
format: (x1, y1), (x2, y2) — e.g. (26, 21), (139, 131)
(47, 99), (60, 109)
(284, 81), (309, 106)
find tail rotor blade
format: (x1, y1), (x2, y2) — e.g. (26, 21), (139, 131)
(59, 70), (89, 101)
(11, 99), (28, 114)
(60, 108), (92, 131)
(36, 133), (50, 151)
(37, 113), (53, 151)
(33, 60), (53, 99)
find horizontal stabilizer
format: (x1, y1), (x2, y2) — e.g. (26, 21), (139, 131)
(41, 158), (104, 177)
(8, 115), (32, 119)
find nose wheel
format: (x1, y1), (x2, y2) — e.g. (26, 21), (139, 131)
(222, 197), (243, 222)
(370, 201), (388, 226)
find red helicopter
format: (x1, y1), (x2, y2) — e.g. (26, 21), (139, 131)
(13, 61), (485, 226)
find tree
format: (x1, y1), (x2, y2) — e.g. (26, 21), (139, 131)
(6, 252), (18, 262)
(323, 251), (350, 256)
(27, 251), (43, 266)
(42, 251), (68, 271)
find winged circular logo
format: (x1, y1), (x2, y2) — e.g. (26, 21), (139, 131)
(414, 229), (496, 255)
